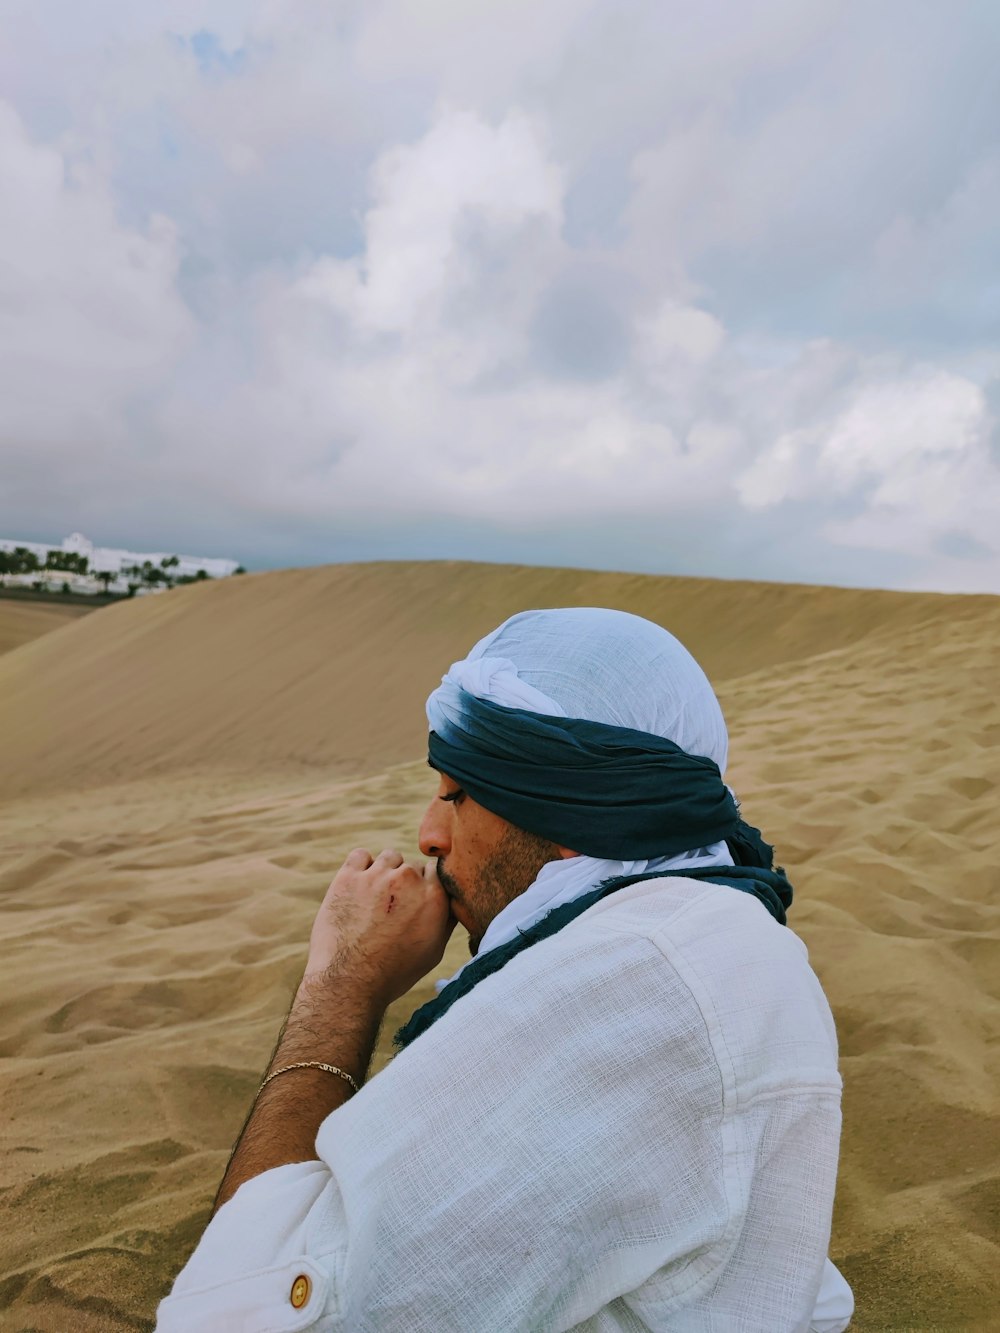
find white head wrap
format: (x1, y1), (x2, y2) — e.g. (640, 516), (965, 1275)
(427, 608), (735, 982)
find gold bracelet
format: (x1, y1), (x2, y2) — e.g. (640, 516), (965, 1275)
(259, 1061), (360, 1095)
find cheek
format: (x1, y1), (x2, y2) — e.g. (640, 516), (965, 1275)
(452, 813), (492, 867)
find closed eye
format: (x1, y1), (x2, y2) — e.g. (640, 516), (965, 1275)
(440, 789), (465, 803)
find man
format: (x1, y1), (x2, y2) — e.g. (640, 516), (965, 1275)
(158, 608), (853, 1332)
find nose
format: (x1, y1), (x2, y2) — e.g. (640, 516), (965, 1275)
(418, 798), (451, 858)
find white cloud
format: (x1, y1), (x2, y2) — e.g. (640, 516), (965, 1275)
(635, 302), (728, 410)
(739, 369), (992, 508)
(315, 107), (564, 339)
(737, 366), (1000, 587)
(1, 1), (998, 592)
(152, 107), (741, 522)
(821, 374), (985, 489)
(0, 101), (190, 454)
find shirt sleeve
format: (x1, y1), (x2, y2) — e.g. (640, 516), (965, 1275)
(157, 922), (736, 1332)
(809, 1259), (855, 1333)
(156, 906), (848, 1333)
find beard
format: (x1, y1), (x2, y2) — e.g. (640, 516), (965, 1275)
(436, 823), (560, 957)
(435, 857), (487, 956)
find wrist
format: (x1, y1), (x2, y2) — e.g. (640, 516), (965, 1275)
(275, 966), (386, 1078)
(210, 948), (387, 1216)
(300, 954), (391, 1012)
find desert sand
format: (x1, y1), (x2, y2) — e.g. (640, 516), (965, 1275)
(0, 597), (93, 658)
(0, 562), (997, 1331)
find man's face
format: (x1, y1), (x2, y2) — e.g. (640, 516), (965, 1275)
(418, 771), (561, 955)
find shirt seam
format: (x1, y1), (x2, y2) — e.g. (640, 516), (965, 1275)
(598, 915), (835, 1315)
(580, 879), (720, 936)
(590, 918), (744, 1290)
(160, 1250), (340, 1312)
(740, 1081), (843, 1107)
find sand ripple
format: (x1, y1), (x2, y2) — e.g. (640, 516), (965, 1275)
(1, 567), (997, 1329)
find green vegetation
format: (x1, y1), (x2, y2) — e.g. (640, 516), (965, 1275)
(45, 549), (89, 574)
(1, 545), (245, 597)
(0, 547), (42, 578)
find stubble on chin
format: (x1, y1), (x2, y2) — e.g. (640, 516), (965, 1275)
(435, 858), (463, 906)
(435, 859), (479, 954)
(436, 826), (561, 962)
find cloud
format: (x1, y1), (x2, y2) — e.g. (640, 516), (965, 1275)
(737, 366), (1000, 589)
(1, 1), (999, 592)
(0, 101), (190, 460)
(316, 107), (564, 339)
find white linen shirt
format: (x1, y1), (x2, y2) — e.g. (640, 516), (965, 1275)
(157, 877), (852, 1332)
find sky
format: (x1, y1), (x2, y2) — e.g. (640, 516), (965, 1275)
(1, 1), (999, 592)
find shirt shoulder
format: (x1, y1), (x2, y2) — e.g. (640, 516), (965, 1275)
(568, 876), (843, 1101)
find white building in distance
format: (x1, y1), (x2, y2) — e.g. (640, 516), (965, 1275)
(0, 532), (241, 594)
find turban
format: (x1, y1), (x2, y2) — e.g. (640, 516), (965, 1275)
(425, 609), (786, 970)
(427, 693), (739, 860)
(399, 608), (790, 1046)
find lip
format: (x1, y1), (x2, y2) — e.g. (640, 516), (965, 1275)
(430, 861), (468, 921)
(438, 874), (470, 926)
(434, 859), (460, 901)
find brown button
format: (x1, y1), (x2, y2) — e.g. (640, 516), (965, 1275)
(290, 1273), (311, 1309)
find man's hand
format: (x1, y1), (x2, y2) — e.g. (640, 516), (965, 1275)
(210, 848), (455, 1216)
(305, 848), (456, 1006)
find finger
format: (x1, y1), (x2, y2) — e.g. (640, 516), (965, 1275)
(374, 848), (404, 869)
(344, 847), (374, 869)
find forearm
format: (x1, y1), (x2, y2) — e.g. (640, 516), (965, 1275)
(212, 967), (385, 1214)
(206, 845), (452, 1221)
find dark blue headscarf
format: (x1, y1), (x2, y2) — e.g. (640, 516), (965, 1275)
(428, 692), (741, 859)
(428, 689), (790, 908)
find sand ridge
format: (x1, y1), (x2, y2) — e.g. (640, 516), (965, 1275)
(2, 559), (996, 799)
(0, 562), (998, 1330)
(0, 597), (94, 658)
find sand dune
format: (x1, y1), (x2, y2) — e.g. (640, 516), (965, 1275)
(0, 596), (94, 658)
(1, 561), (998, 1330)
(1, 559), (996, 800)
